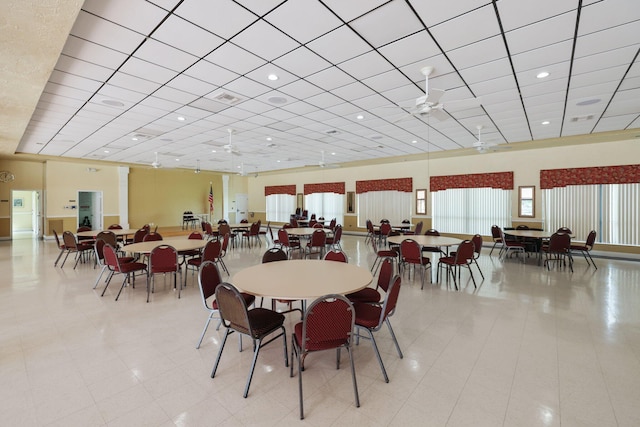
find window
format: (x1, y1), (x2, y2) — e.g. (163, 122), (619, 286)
(305, 192), (344, 224)
(416, 189), (426, 215)
(357, 190), (411, 227)
(266, 194), (295, 222)
(432, 187), (511, 234)
(542, 183), (640, 245)
(518, 186), (535, 217)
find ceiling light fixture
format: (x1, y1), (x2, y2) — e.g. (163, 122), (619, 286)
(177, 116), (186, 121)
(195, 159), (201, 174)
(267, 74), (278, 81)
(576, 98), (601, 106)
(412, 140), (417, 144)
(356, 114), (364, 120)
(266, 137), (272, 141)
(536, 71), (550, 79)
(104, 150), (110, 153)
(542, 121), (550, 125)
(132, 137), (138, 141)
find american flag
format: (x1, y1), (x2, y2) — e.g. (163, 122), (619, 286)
(208, 184), (214, 213)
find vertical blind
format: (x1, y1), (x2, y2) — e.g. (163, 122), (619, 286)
(542, 183), (640, 245)
(357, 191), (411, 226)
(266, 194), (295, 223)
(305, 193), (344, 225)
(432, 187), (511, 234)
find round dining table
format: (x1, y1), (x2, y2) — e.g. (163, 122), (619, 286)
(285, 227), (323, 237)
(77, 228), (139, 238)
(232, 259), (372, 301)
(387, 234), (460, 249)
(123, 236), (207, 254)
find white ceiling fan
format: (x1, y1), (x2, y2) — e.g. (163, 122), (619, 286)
(472, 125), (510, 153)
(318, 150), (339, 168)
(223, 128), (241, 156)
(151, 152), (161, 168)
(398, 66), (482, 122)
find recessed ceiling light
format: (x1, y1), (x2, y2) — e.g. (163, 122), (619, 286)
(267, 74), (278, 81)
(104, 150), (110, 153)
(177, 116), (185, 121)
(356, 114), (364, 120)
(411, 140), (417, 144)
(175, 158), (180, 162)
(212, 149), (216, 153)
(276, 160), (281, 163)
(268, 96), (287, 104)
(536, 71), (550, 79)
(331, 152), (336, 155)
(266, 137), (272, 141)
(542, 121), (550, 125)
(132, 137), (138, 141)
(576, 98), (601, 106)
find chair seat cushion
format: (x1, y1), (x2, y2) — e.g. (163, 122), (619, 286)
(293, 323), (347, 351)
(569, 244), (588, 250)
(187, 257), (202, 267)
(346, 287), (381, 303)
(118, 262), (147, 273)
(353, 303), (382, 329)
(246, 308), (285, 337)
(377, 249), (397, 257)
(118, 256), (135, 264)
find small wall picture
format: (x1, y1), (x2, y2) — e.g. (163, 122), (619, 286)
(13, 198), (23, 208)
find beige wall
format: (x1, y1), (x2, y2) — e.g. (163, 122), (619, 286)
(0, 158), (44, 236)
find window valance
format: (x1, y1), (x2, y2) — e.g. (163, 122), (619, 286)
(430, 171), (513, 192)
(540, 164), (640, 189)
(264, 184), (296, 196)
(356, 177), (412, 194)
(304, 182), (345, 195)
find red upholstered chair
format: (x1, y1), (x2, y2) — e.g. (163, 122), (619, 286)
(489, 225), (503, 256)
(93, 238), (134, 290)
(211, 282), (288, 398)
(400, 238), (431, 289)
(61, 231), (93, 268)
(195, 261), (256, 349)
(304, 228), (326, 259)
(53, 229), (67, 267)
(108, 224), (123, 230)
(364, 219), (378, 244)
(323, 249), (348, 263)
(378, 222), (392, 246)
(242, 222), (261, 248)
(142, 232), (163, 242)
(543, 232), (573, 272)
(147, 244), (181, 302)
(278, 228), (301, 259)
(370, 234), (397, 274)
(347, 256), (393, 304)
(403, 221), (423, 236)
(101, 243), (148, 301)
(325, 224), (343, 251)
(570, 230), (597, 269)
(353, 274), (403, 383)
(437, 239), (476, 290)
(498, 228), (526, 261)
(290, 294), (359, 419)
(186, 240), (221, 286)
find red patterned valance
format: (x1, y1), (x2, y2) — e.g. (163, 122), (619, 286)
(304, 182), (345, 195)
(540, 164), (640, 189)
(430, 171), (513, 192)
(264, 185), (296, 196)
(356, 178), (412, 194)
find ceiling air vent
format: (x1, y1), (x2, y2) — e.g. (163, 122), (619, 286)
(210, 91), (243, 105)
(570, 115), (594, 122)
(325, 129), (340, 135)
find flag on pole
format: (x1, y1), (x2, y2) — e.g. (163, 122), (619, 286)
(208, 184), (214, 214)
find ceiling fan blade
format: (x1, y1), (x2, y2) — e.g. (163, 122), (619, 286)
(426, 88), (445, 104)
(429, 108), (449, 121)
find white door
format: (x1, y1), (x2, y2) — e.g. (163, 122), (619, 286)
(235, 193), (248, 222)
(78, 191), (103, 230)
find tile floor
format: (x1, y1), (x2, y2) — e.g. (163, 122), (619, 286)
(1, 234), (639, 426)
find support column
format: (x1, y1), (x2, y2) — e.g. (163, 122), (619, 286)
(117, 166), (129, 228)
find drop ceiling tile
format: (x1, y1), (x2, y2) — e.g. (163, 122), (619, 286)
(306, 92), (345, 109)
(278, 79), (324, 100)
(306, 25), (371, 64)
(48, 71), (103, 93)
(245, 64), (298, 89)
(109, 72), (163, 94)
(152, 86), (200, 105)
(320, 0), (390, 22)
(574, 21), (640, 58)
(273, 47), (331, 78)
(306, 67), (356, 91)
(141, 96), (184, 113)
(572, 45), (639, 75)
(222, 76), (271, 98)
(378, 84), (422, 105)
(458, 58), (513, 85)
(281, 101), (319, 115)
(54, 55), (114, 81)
(338, 51), (396, 81)
(351, 93), (392, 110)
(511, 40), (573, 73)
(497, 0), (576, 32)
(469, 76), (517, 97)
(118, 57), (176, 84)
(264, 0), (342, 44)
(571, 65), (628, 90)
(377, 30), (440, 68)
(175, 0), (258, 39)
(447, 36), (507, 70)
(232, 20), (299, 61)
(134, 38), (198, 72)
(409, 0), (490, 27)
(350, 1), (423, 48)
(594, 114), (638, 132)
(324, 103), (363, 118)
(399, 56), (456, 84)
(151, 15), (224, 57)
(166, 74), (217, 96)
(184, 60), (239, 88)
(233, 0), (283, 17)
(205, 43), (267, 76)
(579, 0), (640, 35)
(70, 11), (145, 54)
(236, 99), (274, 115)
(430, 5), (500, 51)
(524, 92), (565, 108)
(505, 12), (577, 55)
(44, 82), (93, 101)
(83, 0), (168, 33)
(61, 37), (128, 70)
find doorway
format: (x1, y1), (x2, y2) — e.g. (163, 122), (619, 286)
(78, 191), (103, 230)
(11, 190), (42, 240)
(235, 193), (248, 222)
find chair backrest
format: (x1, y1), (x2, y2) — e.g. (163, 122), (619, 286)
(402, 219), (410, 224)
(290, 217), (299, 227)
(249, 222), (260, 234)
(53, 229), (64, 248)
(310, 229), (326, 246)
(202, 239), (222, 262)
(380, 219), (390, 224)
(149, 244), (178, 273)
(142, 224), (151, 232)
(133, 228), (148, 243)
(62, 231), (78, 250)
(102, 243), (121, 270)
(218, 223), (231, 236)
(308, 219), (317, 227)
(313, 222), (324, 228)
(143, 232), (163, 242)
(491, 225), (501, 239)
(188, 231), (204, 240)
(198, 260), (223, 302)
(77, 226), (91, 233)
(377, 257), (394, 292)
(278, 228), (291, 246)
(557, 227), (572, 234)
(310, 213), (316, 220)
(400, 239), (421, 263)
(215, 282), (252, 333)
(549, 232), (571, 252)
(471, 234), (483, 256)
(324, 250), (348, 263)
(302, 210), (308, 218)
(585, 230), (597, 248)
(516, 225), (529, 230)
(454, 240), (475, 263)
(240, 218), (249, 224)
(424, 229), (440, 236)
(413, 221), (424, 235)
(262, 247), (288, 263)
(379, 223), (392, 236)
(108, 224), (123, 230)
(300, 294), (355, 351)
(328, 218), (336, 230)
(332, 225), (343, 243)
(96, 230), (117, 247)
(220, 233), (230, 253)
(377, 275), (402, 327)
(94, 238), (106, 264)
